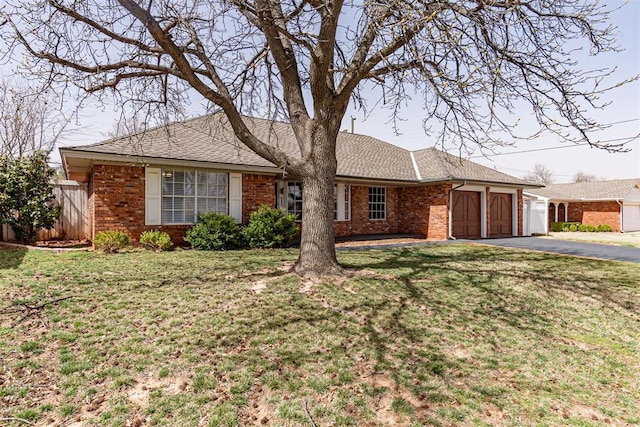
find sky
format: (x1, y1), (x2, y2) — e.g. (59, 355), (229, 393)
(1, 1), (638, 183)
(342, 1), (640, 183)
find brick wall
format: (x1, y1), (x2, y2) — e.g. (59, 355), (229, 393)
(567, 201), (621, 231)
(346, 186), (399, 235)
(517, 189), (523, 236)
(90, 163), (529, 243)
(398, 184), (450, 240)
(91, 164), (209, 245)
(242, 174), (277, 224)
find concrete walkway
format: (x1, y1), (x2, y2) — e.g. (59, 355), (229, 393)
(478, 237), (640, 263)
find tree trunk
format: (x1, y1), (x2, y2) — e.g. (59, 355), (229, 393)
(291, 123), (344, 277)
(292, 174), (343, 276)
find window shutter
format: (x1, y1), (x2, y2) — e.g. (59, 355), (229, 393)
(145, 167), (162, 225)
(229, 173), (242, 223)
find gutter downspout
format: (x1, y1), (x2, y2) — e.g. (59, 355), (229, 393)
(448, 180), (466, 239)
(616, 199), (623, 232)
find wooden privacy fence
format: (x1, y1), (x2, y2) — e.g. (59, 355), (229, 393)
(1, 179), (89, 242)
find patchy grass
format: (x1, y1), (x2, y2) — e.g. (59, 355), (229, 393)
(0, 245), (639, 426)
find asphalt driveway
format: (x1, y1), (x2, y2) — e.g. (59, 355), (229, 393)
(479, 237), (640, 263)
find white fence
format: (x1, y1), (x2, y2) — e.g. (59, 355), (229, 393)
(1, 180), (89, 242)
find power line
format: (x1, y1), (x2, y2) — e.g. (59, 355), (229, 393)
(467, 134), (639, 159)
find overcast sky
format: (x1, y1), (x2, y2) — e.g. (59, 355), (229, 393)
(1, 1), (638, 183)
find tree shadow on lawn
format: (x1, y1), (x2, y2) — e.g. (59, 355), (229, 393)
(192, 247), (625, 424)
(343, 244), (639, 319)
(0, 247), (28, 270)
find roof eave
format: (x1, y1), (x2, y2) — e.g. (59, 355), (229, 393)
(420, 176), (536, 188)
(59, 148), (283, 175)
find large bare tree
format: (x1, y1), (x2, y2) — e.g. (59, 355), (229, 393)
(0, 79), (68, 159)
(523, 163), (555, 186)
(0, 1), (632, 275)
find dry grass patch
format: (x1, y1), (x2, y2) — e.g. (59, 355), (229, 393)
(1, 245), (639, 426)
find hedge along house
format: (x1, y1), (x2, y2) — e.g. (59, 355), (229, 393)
(60, 114), (537, 245)
(524, 179), (640, 233)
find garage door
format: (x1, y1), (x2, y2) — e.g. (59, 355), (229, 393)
(452, 191), (481, 239)
(623, 204), (640, 232)
(490, 193), (513, 237)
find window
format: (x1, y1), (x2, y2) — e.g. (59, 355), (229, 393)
(287, 182), (303, 221)
(161, 169), (227, 224)
(284, 182), (350, 221)
(369, 187), (386, 220)
(334, 184), (351, 221)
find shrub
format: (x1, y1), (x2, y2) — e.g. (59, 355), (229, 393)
(242, 205), (299, 248)
(185, 212), (243, 250)
(567, 223), (578, 232)
(0, 151), (61, 243)
(140, 230), (173, 252)
(93, 230), (131, 253)
(551, 222), (580, 232)
(582, 224), (597, 232)
(597, 224), (614, 232)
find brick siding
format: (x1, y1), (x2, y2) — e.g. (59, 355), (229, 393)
(517, 189), (523, 236)
(92, 164), (192, 244)
(343, 186), (399, 235)
(242, 174), (277, 224)
(398, 184), (451, 240)
(568, 201), (621, 231)
(89, 164), (527, 244)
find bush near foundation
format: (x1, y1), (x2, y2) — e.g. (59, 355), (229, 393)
(551, 222), (614, 233)
(185, 212), (243, 250)
(94, 230), (131, 253)
(140, 230), (173, 252)
(242, 205), (299, 249)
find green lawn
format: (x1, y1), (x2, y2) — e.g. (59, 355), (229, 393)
(0, 244), (639, 426)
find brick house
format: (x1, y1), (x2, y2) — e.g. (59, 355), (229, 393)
(60, 114), (538, 244)
(525, 179), (640, 233)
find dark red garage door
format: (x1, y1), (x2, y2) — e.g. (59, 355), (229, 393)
(490, 193), (513, 237)
(452, 191), (481, 239)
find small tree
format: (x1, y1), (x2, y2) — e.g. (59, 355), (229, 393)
(0, 151), (61, 243)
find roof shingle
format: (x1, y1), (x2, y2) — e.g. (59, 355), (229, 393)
(529, 179), (640, 200)
(63, 113), (531, 185)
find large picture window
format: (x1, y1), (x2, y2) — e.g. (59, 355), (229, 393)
(369, 187), (386, 220)
(162, 169), (227, 224)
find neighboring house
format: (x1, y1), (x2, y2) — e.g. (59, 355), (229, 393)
(525, 179), (640, 233)
(60, 114), (538, 244)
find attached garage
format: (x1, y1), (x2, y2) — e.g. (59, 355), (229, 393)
(623, 204), (640, 232)
(490, 193), (513, 237)
(452, 191), (481, 239)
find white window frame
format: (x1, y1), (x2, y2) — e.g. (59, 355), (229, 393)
(335, 184), (351, 221)
(280, 181), (351, 222)
(369, 187), (386, 220)
(161, 168), (229, 225)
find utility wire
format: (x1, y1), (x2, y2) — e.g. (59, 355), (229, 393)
(467, 134), (639, 159)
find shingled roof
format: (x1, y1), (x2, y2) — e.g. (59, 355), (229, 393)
(412, 148), (532, 186)
(530, 179), (640, 200)
(62, 113), (532, 186)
